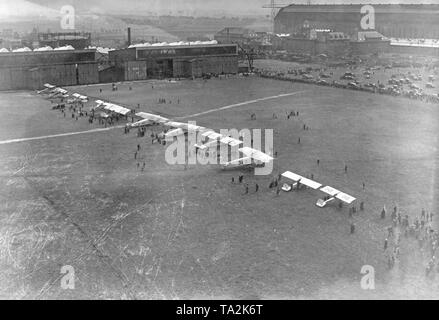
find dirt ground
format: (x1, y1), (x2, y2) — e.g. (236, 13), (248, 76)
(0, 76), (438, 299)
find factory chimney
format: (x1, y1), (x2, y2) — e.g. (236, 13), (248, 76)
(127, 27), (131, 46)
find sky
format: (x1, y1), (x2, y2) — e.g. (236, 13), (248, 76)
(2, 0), (439, 19)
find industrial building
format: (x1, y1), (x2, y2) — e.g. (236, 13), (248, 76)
(273, 30), (391, 57)
(0, 49), (98, 91)
(214, 28), (254, 46)
(108, 43), (238, 82)
(37, 32), (92, 50)
(275, 4), (439, 40)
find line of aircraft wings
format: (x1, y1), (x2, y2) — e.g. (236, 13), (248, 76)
(281, 171), (356, 207)
(38, 83), (274, 170)
(94, 100), (132, 116)
(131, 111), (274, 169)
(38, 83), (356, 208)
(39, 83), (89, 103)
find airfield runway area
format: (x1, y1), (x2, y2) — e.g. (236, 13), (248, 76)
(0, 76), (438, 299)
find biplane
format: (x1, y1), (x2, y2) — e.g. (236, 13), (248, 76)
(93, 101), (132, 117)
(67, 93), (89, 104)
(128, 112), (169, 128)
(194, 131), (243, 152)
(318, 186), (356, 208)
(281, 171), (356, 208)
(38, 84), (274, 176)
(221, 146), (274, 171)
(193, 131), (272, 171)
(37, 83), (56, 95)
(163, 121), (208, 139)
(47, 87), (69, 100)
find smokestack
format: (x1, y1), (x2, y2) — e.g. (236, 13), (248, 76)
(127, 27), (131, 47)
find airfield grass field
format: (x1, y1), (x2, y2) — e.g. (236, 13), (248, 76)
(0, 76), (438, 299)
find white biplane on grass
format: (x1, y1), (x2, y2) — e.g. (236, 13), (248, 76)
(220, 146), (274, 171)
(163, 121), (208, 139)
(193, 131), (272, 171)
(37, 84), (273, 174)
(67, 93), (89, 104)
(194, 130), (243, 152)
(37, 83), (56, 95)
(47, 87), (69, 100)
(318, 186), (356, 207)
(128, 112), (170, 128)
(93, 100), (132, 117)
(281, 171), (356, 208)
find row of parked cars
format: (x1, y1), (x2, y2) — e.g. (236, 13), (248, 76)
(258, 68), (439, 102)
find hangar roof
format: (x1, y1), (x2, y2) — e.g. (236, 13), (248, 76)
(279, 4), (439, 15)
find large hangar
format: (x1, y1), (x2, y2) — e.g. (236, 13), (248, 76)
(109, 43), (238, 81)
(275, 4), (439, 40)
(0, 49), (98, 91)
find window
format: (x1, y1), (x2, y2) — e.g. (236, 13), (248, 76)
(137, 46), (237, 59)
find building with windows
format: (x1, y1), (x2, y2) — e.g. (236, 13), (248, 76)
(37, 32), (92, 50)
(108, 43), (238, 81)
(214, 28), (255, 46)
(275, 4), (439, 40)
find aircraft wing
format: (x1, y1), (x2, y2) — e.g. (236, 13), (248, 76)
(299, 177), (322, 190)
(223, 156), (252, 166)
(136, 112), (169, 123)
(201, 131), (242, 147)
(56, 88), (68, 95)
(49, 88), (67, 97)
(336, 192), (356, 204)
(239, 147), (274, 163)
(187, 124), (206, 132)
(130, 119), (153, 128)
(194, 143), (209, 151)
(201, 131), (216, 139)
(195, 131), (242, 151)
(220, 136), (243, 147)
(320, 186), (356, 204)
(165, 128), (185, 138)
(164, 121), (187, 129)
(320, 186), (341, 197)
(282, 171), (303, 182)
(92, 100), (105, 110)
(164, 121), (206, 132)
(103, 103), (131, 115)
(281, 171), (322, 189)
(228, 139), (243, 147)
(38, 84), (55, 93)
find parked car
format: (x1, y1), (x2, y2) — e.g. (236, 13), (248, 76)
(410, 83), (420, 90)
(348, 82), (360, 89)
(302, 74), (314, 80)
(320, 73), (331, 78)
(341, 75), (355, 80)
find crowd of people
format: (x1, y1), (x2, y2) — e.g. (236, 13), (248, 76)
(379, 205), (438, 277)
